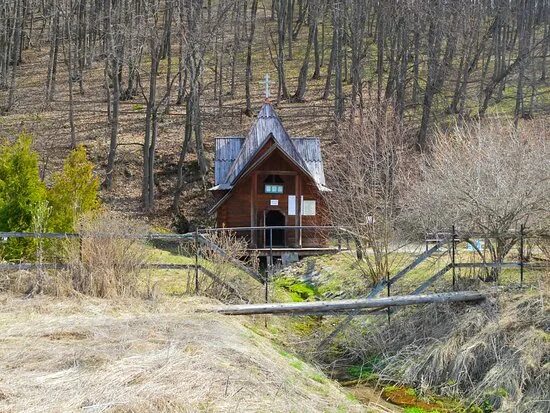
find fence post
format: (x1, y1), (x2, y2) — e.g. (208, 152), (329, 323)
(269, 228), (273, 268)
(265, 227), (273, 328)
(78, 235), (83, 264)
(387, 270), (391, 325)
(520, 224), (525, 287)
(425, 232), (429, 252)
(265, 270), (269, 304)
(195, 228), (199, 294)
(267, 227), (274, 301)
(451, 225), (456, 289)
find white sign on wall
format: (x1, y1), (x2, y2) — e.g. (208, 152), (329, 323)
(302, 200), (316, 216)
(270, 199), (279, 206)
(288, 195), (296, 215)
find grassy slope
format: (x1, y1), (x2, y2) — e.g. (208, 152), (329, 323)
(143, 243), (265, 300)
(273, 246), (546, 302)
(0, 293), (368, 413)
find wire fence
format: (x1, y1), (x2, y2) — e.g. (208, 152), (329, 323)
(0, 226), (548, 305)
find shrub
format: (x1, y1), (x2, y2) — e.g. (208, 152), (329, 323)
(0, 134), (48, 260)
(326, 104), (412, 284)
(0, 137), (100, 262)
(48, 145), (100, 233)
(66, 214), (149, 298)
(198, 231), (259, 302)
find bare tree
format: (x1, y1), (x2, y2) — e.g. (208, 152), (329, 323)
(173, 0), (233, 213)
(402, 119), (550, 281)
(102, 0), (123, 189)
(274, 0), (289, 101)
(61, 0), (76, 148)
(326, 104), (410, 284)
(141, 0), (178, 212)
(244, 0), (258, 115)
(45, 0), (61, 102)
(1, 0), (23, 113)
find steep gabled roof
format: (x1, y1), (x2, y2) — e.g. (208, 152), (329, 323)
(212, 136), (244, 190)
(214, 103), (316, 188)
(292, 137), (326, 187)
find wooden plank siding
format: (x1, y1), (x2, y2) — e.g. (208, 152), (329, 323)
(215, 144), (328, 248)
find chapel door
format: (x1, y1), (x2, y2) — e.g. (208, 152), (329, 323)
(264, 210), (285, 247)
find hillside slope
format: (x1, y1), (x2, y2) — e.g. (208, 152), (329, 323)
(0, 294), (366, 413)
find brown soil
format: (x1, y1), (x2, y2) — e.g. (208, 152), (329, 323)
(344, 382), (403, 412)
(43, 331), (90, 341)
(382, 386), (450, 412)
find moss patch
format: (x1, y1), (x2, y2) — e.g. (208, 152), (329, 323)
(274, 275), (318, 302)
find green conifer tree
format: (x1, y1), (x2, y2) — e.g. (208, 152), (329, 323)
(0, 134), (48, 260)
(48, 145), (100, 233)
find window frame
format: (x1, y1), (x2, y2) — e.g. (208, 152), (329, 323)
(264, 183), (284, 194)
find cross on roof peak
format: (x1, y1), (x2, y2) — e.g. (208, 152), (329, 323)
(259, 73), (271, 100)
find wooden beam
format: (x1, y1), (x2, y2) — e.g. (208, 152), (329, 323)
(297, 177), (302, 247)
(257, 170), (298, 176)
(0, 231), (79, 239)
(0, 231), (195, 241)
(251, 172), (257, 247)
(215, 291), (485, 315)
(196, 234), (264, 283)
(369, 237), (449, 297)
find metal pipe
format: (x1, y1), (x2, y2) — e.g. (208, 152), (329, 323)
(195, 228), (199, 293)
(520, 224), (525, 287)
(451, 225), (456, 289)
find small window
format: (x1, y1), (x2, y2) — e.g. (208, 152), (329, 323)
(264, 175), (284, 194)
(265, 184), (284, 194)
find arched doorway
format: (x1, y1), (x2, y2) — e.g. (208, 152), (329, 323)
(265, 210), (285, 247)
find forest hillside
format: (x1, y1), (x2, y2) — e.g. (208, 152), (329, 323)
(1, 0), (548, 227)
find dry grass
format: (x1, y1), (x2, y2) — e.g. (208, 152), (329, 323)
(0, 214), (152, 298)
(66, 214), (151, 298)
(339, 280), (550, 412)
(198, 231), (262, 303)
(0, 293), (367, 413)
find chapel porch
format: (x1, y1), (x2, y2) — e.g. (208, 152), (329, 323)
(201, 225), (350, 259)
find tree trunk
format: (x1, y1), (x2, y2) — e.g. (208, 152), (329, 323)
(292, 0), (316, 102)
(332, 1), (344, 119)
(142, 44), (160, 212)
(3, 0), (22, 113)
(245, 0), (258, 115)
(349, 0), (367, 109)
(46, 0), (60, 102)
(376, 10), (384, 104)
(287, 0), (293, 60)
(312, 12), (320, 79)
(65, 11), (76, 148)
(103, 0), (120, 190)
(172, 93), (193, 213)
(321, 19), (336, 100)
(276, 0), (289, 101)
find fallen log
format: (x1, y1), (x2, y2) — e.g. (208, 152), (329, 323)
(216, 291), (485, 315)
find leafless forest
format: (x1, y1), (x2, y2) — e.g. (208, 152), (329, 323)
(0, 0), (548, 226)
